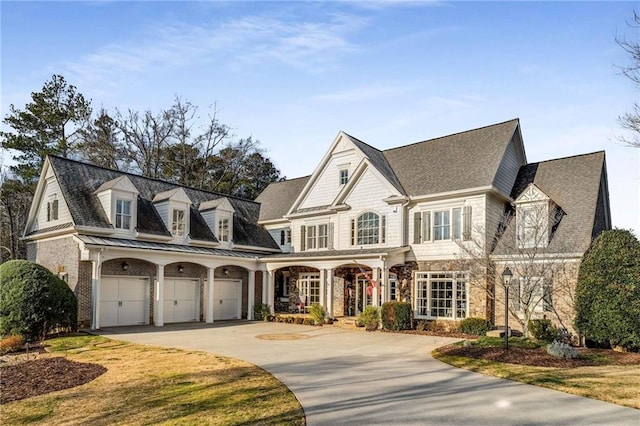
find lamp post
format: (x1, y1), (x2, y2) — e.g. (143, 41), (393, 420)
(502, 266), (513, 350)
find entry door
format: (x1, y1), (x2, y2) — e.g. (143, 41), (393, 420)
(355, 275), (374, 315)
(213, 279), (241, 320)
(164, 279), (199, 323)
(100, 277), (149, 327)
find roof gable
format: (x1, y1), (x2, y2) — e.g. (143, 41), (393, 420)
(95, 176), (139, 194)
(153, 188), (191, 204)
(515, 183), (550, 204)
(199, 197), (235, 213)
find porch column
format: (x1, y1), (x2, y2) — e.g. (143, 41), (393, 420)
(372, 267), (380, 307)
(247, 270), (255, 320)
(327, 268), (334, 318)
(267, 269), (275, 314)
(261, 270), (268, 305)
(91, 258), (102, 330)
(319, 269), (326, 308)
(155, 265), (164, 327)
(206, 267), (215, 323)
(381, 265), (388, 305)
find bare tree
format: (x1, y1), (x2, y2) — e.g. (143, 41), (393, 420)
(0, 167), (31, 262)
(457, 202), (578, 338)
(616, 11), (640, 147)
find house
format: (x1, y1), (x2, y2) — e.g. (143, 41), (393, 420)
(23, 119), (611, 333)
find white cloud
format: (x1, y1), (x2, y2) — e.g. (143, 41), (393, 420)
(310, 84), (414, 102)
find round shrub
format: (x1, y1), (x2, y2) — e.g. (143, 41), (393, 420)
(358, 306), (380, 331)
(528, 319), (558, 342)
(459, 317), (493, 336)
(575, 230), (640, 351)
(0, 260), (77, 341)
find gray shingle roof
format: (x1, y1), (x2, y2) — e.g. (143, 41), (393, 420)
(383, 119), (519, 195)
(48, 156), (279, 250)
(255, 176), (310, 222)
(494, 151), (609, 254)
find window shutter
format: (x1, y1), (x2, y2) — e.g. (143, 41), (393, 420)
(413, 212), (421, 244)
(463, 206), (472, 241)
(422, 211), (431, 242)
(351, 219), (355, 245)
(328, 222), (334, 250)
(280, 230), (285, 245)
(381, 215), (386, 244)
(47, 202), (51, 222)
(52, 200), (58, 220)
(300, 226), (306, 251)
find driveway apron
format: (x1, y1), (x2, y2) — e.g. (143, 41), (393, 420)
(99, 322), (639, 426)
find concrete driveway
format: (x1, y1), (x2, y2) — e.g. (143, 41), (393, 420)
(100, 321), (639, 425)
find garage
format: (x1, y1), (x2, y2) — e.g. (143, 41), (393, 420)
(164, 279), (200, 323)
(212, 279), (241, 320)
(100, 277), (149, 327)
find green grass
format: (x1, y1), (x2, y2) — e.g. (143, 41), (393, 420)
(2, 335), (305, 425)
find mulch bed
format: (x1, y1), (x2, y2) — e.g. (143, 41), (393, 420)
(0, 357), (107, 403)
(436, 344), (640, 368)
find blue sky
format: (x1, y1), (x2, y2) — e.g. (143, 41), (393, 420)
(1, 1), (639, 233)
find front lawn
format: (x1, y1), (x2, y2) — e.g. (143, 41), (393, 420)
(1, 335), (305, 425)
(433, 337), (640, 409)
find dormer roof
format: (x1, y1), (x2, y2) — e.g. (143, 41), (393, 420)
(199, 197), (235, 213)
(515, 183), (550, 204)
(153, 188), (191, 204)
(94, 176), (139, 194)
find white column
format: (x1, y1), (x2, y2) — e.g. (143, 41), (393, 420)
(155, 265), (164, 327)
(372, 267), (380, 307)
(327, 268), (334, 318)
(247, 270), (255, 320)
(206, 268), (215, 323)
(267, 270), (275, 314)
(381, 265), (388, 305)
(91, 259), (101, 330)
(261, 270), (268, 305)
(319, 269), (326, 308)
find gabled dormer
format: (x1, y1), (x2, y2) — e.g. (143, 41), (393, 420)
(153, 188), (192, 243)
(199, 197), (235, 248)
(94, 176), (139, 236)
(514, 183), (560, 249)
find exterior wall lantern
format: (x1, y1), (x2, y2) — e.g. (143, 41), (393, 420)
(502, 266), (513, 349)
(122, 262), (129, 272)
(177, 265), (185, 274)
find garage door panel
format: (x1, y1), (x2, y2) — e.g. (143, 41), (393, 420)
(119, 279), (147, 301)
(100, 278), (119, 301)
(164, 279), (199, 323)
(100, 302), (119, 327)
(100, 276), (149, 327)
(213, 280), (240, 320)
(119, 301), (147, 325)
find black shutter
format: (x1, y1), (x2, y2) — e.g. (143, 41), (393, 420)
(300, 226), (306, 251)
(463, 206), (472, 241)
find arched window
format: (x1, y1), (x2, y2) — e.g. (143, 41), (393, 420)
(357, 212), (380, 245)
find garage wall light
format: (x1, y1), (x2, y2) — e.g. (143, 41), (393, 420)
(223, 267), (229, 276)
(178, 265), (185, 274)
(121, 262), (129, 271)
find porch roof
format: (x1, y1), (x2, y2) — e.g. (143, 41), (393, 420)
(76, 235), (265, 259)
(262, 246), (409, 262)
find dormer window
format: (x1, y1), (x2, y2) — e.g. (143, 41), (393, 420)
(47, 199), (59, 222)
(115, 199), (132, 230)
(339, 169), (349, 185)
(515, 184), (554, 249)
(218, 218), (230, 242)
(172, 209), (186, 237)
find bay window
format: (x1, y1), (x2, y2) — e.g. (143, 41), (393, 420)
(415, 272), (468, 319)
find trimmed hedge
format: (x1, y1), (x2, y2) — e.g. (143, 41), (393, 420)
(459, 317), (492, 336)
(575, 230), (640, 351)
(0, 260), (77, 341)
(358, 306), (380, 331)
(381, 301), (412, 331)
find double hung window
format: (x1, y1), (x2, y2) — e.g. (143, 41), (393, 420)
(115, 199), (131, 230)
(172, 209), (185, 237)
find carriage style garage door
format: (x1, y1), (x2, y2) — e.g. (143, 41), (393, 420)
(163, 279), (199, 323)
(213, 279), (241, 320)
(100, 277), (149, 327)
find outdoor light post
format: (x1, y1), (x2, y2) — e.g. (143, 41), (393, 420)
(502, 266), (513, 350)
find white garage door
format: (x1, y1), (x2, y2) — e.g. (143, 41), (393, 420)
(213, 279), (241, 320)
(100, 277), (149, 327)
(164, 279), (199, 323)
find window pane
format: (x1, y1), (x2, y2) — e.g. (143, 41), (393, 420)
(452, 208), (462, 239)
(434, 211), (450, 241)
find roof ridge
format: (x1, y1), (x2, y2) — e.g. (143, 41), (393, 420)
(525, 150), (605, 166)
(342, 131), (382, 153)
(382, 118), (520, 153)
(48, 154), (262, 204)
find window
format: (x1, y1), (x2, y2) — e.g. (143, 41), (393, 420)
(415, 206), (472, 243)
(339, 169), (349, 185)
(115, 199), (132, 230)
(218, 217), (229, 242)
(434, 211), (450, 240)
(298, 273), (320, 305)
(172, 209), (185, 237)
(280, 229), (291, 246)
(356, 212), (380, 245)
(47, 199), (59, 222)
(389, 274), (399, 301)
(415, 272), (468, 319)
(318, 224), (328, 248)
(518, 205), (546, 248)
(512, 277), (552, 313)
(306, 225), (317, 249)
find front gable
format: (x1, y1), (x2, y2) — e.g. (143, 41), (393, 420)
(515, 183), (550, 204)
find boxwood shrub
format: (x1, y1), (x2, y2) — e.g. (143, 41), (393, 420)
(381, 301), (412, 331)
(459, 317), (492, 336)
